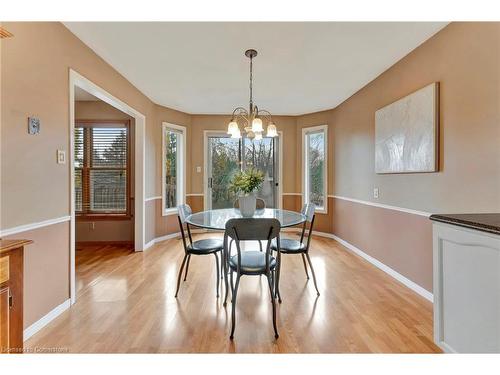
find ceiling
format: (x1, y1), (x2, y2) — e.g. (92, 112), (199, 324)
(64, 22), (448, 115)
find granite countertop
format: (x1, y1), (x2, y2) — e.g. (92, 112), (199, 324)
(429, 213), (500, 235)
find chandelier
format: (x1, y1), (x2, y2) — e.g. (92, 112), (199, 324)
(227, 49), (277, 140)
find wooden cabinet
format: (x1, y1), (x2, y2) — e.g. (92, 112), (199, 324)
(0, 239), (32, 353)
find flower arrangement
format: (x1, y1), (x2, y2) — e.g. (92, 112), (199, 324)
(229, 167), (265, 196)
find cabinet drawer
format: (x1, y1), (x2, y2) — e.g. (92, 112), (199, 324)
(0, 256), (9, 284)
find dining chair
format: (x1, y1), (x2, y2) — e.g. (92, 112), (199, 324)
(271, 203), (320, 302)
(224, 218), (281, 339)
(231, 197), (266, 252)
(175, 204), (224, 298)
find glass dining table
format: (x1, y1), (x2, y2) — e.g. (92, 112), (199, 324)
(185, 208), (306, 231)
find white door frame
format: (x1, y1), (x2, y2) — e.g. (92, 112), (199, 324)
(203, 130), (283, 211)
(69, 69), (146, 305)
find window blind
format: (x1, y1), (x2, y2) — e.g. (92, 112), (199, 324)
(75, 122), (129, 216)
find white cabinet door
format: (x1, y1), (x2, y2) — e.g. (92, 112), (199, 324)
(433, 223), (500, 353)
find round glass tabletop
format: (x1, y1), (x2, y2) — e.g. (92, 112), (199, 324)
(185, 208), (306, 230)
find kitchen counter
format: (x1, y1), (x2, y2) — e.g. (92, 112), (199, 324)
(429, 213), (500, 235)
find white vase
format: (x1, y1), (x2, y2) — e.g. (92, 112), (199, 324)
(238, 194), (256, 217)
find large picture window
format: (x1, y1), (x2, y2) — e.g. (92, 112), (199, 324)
(162, 123), (186, 214)
(75, 120), (130, 218)
(303, 125), (328, 213)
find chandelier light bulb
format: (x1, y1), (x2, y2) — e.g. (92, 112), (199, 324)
(227, 120), (239, 135)
(255, 132), (263, 141)
(266, 122), (278, 137)
(252, 117), (263, 133)
(230, 128), (242, 139)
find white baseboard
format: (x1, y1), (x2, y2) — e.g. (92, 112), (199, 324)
(312, 230), (433, 302)
(23, 299), (71, 341)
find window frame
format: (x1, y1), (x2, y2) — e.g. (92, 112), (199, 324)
(75, 119), (131, 220)
(162, 122), (186, 216)
(302, 124), (328, 214)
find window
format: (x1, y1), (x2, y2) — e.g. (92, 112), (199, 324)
(162, 123), (186, 215)
(303, 125), (328, 213)
(75, 120), (130, 218)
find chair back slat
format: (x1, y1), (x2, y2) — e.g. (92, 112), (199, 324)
(177, 204), (193, 251)
(178, 204), (192, 223)
(225, 218), (280, 241)
(301, 203), (315, 222)
(300, 204), (316, 247)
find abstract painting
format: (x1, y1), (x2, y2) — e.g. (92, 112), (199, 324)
(375, 82), (439, 173)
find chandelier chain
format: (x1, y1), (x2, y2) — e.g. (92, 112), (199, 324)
(249, 55), (253, 112)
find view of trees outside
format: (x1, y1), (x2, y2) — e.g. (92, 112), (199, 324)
(164, 130), (178, 209)
(243, 137), (275, 207)
(74, 126), (128, 213)
(307, 131), (325, 209)
(209, 137), (240, 209)
(209, 136), (276, 209)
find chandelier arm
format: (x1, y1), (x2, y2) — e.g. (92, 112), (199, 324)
(231, 107), (248, 118)
(256, 109), (273, 122)
(234, 113), (250, 126)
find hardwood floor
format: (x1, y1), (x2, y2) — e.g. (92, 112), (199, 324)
(26, 234), (441, 353)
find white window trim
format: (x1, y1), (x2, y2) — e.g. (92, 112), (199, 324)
(302, 124), (328, 214)
(162, 122), (186, 216)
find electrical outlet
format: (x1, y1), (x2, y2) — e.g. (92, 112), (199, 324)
(196, 166), (202, 173)
(373, 188), (379, 199)
(56, 150), (66, 164)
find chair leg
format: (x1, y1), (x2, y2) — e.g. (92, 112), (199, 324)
(275, 256), (282, 303)
(269, 271), (275, 303)
(221, 252), (224, 280)
(214, 252), (220, 298)
(267, 273), (279, 339)
(175, 254), (188, 298)
(305, 253), (320, 296)
(229, 269), (235, 296)
(301, 253), (310, 280)
(230, 274), (241, 340)
(223, 253), (229, 306)
(183, 254), (191, 281)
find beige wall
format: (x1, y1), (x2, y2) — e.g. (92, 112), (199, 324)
(295, 22), (500, 293)
(328, 22), (500, 214)
(4, 221), (69, 328)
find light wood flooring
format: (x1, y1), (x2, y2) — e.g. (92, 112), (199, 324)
(26, 234), (441, 353)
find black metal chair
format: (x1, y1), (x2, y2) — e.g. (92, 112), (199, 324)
(271, 203), (320, 302)
(223, 218), (281, 339)
(175, 204), (224, 298)
(231, 197), (266, 252)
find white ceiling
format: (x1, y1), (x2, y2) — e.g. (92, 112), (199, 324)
(64, 22), (447, 115)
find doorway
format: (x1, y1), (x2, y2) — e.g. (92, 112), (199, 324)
(69, 70), (146, 304)
(205, 132), (281, 209)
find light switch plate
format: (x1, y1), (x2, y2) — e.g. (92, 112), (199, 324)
(57, 150), (66, 164)
(373, 188), (379, 199)
(28, 117), (40, 134)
